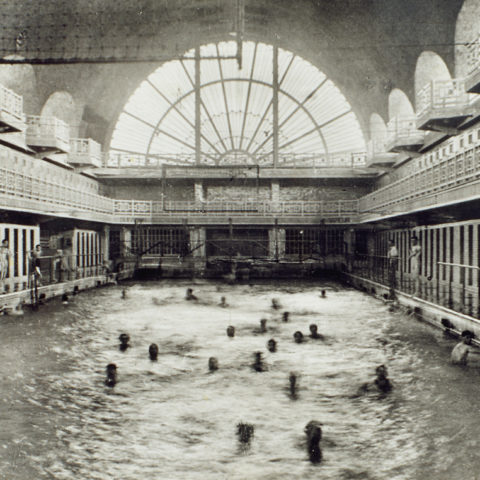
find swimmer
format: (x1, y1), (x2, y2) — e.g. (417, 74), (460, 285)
(237, 422), (254, 444)
(208, 356), (219, 372)
(374, 364), (392, 393)
(105, 363), (117, 388)
(309, 324), (325, 340)
(121, 288), (127, 299)
(252, 351), (266, 372)
(320, 290), (326, 298)
(282, 311), (290, 322)
(358, 364), (392, 395)
(305, 420), (322, 463)
(149, 343), (159, 361)
(219, 296), (228, 308)
(289, 372), (298, 398)
(185, 288), (198, 301)
(451, 330), (478, 366)
(259, 318), (267, 334)
(119, 333), (130, 352)
(226, 325), (235, 338)
(61, 293), (69, 305)
(271, 298), (281, 310)
(267, 338), (277, 353)
(293, 331), (304, 344)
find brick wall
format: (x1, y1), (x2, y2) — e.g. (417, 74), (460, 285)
(204, 180), (271, 201)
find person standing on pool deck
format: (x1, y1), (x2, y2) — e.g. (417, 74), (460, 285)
(0, 238), (12, 293)
(409, 236), (421, 296)
(387, 239), (399, 298)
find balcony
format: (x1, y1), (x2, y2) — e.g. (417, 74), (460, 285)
(26, 115), (70, 154)
(416, 79), (474, 132)
(69, 138), (102, 167)
(366, 139), (398, 168)
(465, 35), (480, 94)
(386, 116), (425, 154)
(0, 83), (25, 133)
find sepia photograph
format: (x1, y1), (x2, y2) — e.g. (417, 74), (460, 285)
(0, 0), (480, 478)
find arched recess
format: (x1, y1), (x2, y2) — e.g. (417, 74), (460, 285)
(455, 0), (480, 78)
(388, 89), (414, 119)
(40, 91), (83, 138)
(0, 55), (39, 114)
(414, 51), (451, 106)
(369, 113), (387, 142)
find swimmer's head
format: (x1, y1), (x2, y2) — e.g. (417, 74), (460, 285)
(149, 343), (159, 361)
(267, 338), (277, 353)
(462, 330), (475, 344)
(375, 364), (388, 377)
(226, 325), (235, 338)
(282, 311), (290, 322)
(309, 324), (318, 335)
(293, 331), (304, 344)
(254, 351), (263, 363)
(271, 298), (280, 310)
(119, 333), (130, 345)
(106, 363), (117, 374)
(237, 422), (254, 443)
(260, 318), (267, 332)
(321, 290), (326, 298)
(208, 357), (219, 372)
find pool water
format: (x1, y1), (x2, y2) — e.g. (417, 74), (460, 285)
(1, 280), (479, 480)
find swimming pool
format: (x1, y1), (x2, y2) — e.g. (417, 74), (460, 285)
(0, 280), (478, 480)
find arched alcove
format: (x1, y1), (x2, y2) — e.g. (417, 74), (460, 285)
(369, 113), (387, 142)
(455, 0), (480, 78)
(40, 91), (83, 137)
(388, 89), (414, 119)
(0, 56), (39, 114)
(414, 51), (451, 108)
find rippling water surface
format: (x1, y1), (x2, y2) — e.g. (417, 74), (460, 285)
(1, 280), (480, 480)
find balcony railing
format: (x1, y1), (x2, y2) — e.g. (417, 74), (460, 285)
(467, 34), (480, 76)
(113, 199), (359, 221)
(104, 151), (367, 169)
(386, 115), (425, 152)
(69, 138), (102, 167)
(366, 139), (398, 167)
(359, 124), (480, 217)
(26, 115), (70, 153)
(416, 79), (474, 129)
(466, 34), (480, 93)
(0, 84), (24, 122)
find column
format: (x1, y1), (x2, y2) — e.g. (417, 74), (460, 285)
(101, 225), (110, 264)
(189, 227), (206, 258)
(121, 227), (132, 258)
(194, 181), (204, 203)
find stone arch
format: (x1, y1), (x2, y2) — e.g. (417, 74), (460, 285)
(414, 51), (451, 107)
(369, 113), (387, 142)
(388, 89), (414, 119)
(455, 0), (480, 77)
(40, 91), (83, 138)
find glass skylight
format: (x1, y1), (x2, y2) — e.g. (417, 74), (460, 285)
(109, 41), (366, 167)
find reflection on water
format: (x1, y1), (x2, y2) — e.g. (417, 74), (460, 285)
(1, 280), (480, 479)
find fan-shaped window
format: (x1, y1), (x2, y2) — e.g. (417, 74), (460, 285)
(109, 41), (365, 167)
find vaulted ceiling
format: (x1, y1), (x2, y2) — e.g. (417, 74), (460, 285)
(0, 0), (465, 146)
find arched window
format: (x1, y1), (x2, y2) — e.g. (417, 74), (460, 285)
(109, 41), (365, 167)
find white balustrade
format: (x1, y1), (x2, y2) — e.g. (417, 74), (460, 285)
(360, 124), (480, 216)
(26, 115), (70, 153)
(0, 83), (24, 121)
(69, 138), (102, 167)
(467, 35), (480, 76)
(416, 79), (474, 119)
(387, 115), (424, 145)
